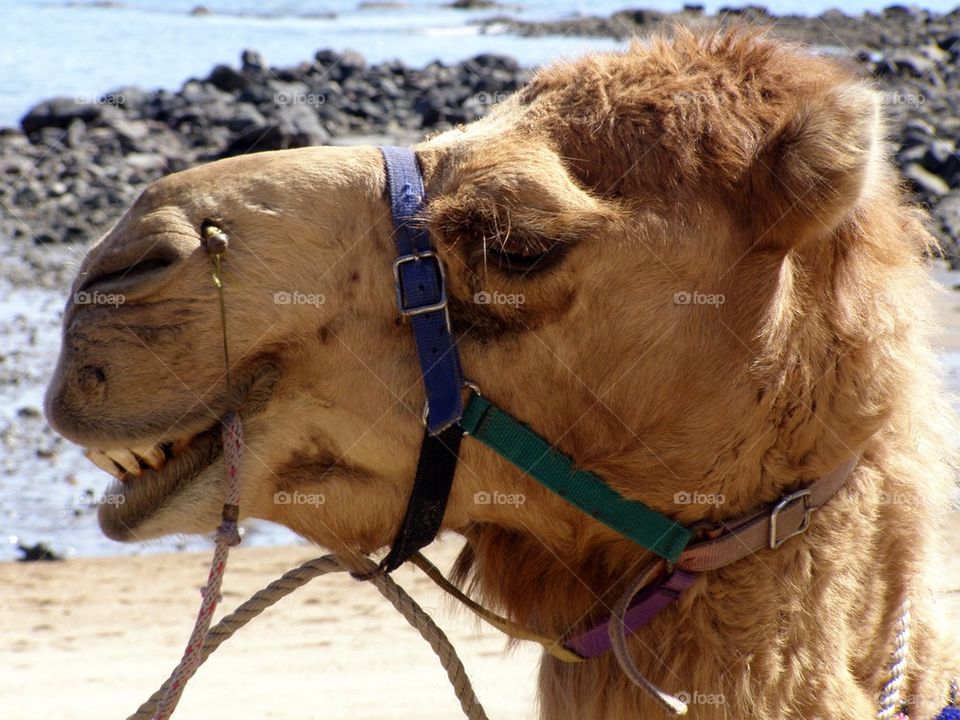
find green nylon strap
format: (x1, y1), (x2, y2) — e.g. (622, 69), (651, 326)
(461, 393), (693, 563)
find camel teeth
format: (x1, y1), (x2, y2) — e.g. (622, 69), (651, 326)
(133, 444), (165, 471)
(84, 448), (125, 480)
(104, 448), (142, 478)
(172, 437), (193, 455)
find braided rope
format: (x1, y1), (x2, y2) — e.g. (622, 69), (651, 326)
(150, 413), (243, 720)
(360, 558), (489, 720)
(128, 553), (489, 720)
(877, 595), (911, 720)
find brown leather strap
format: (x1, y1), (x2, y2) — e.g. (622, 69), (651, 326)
(678, 455), (860, 573)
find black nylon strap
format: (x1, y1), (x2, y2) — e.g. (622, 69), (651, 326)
(355, 424), (463, 578)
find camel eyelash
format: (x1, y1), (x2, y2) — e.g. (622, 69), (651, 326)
(483, 240), (571, 276)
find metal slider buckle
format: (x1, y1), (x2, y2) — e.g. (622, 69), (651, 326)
(393, 250), (448, 317)
(421, 380), (481, 428)
(768, 488), (813, 550)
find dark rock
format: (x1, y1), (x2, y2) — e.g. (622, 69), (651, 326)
(465, 53), (520, 73)
(224, 104), (268, 133)
(882, 4), (915, 17)
(413, 92), (445, 126)
(900, 117), (937, 148)
(241, 49), (267, 75)
(612, 8), (665, 25)
(21, 97), (102, 136)
(938, 33), (960, 58)
(919, 140), (960, 183)
(62, 225), (88, 242)
(218, 100), (329, 157)
(110, 86), (151, 113)
(16, 543), (64, 562)
(878, 52), (937, 78)
(314, 49), (340, 68)
(718, 5), (770, 18)
(329, 50), (366, 82)
(356, 99), (387, 121)
(207, 64), (249, 93)
(933, 194), (960, 264)
(903, 162), (951, 197)
(448, 0), (501, 8)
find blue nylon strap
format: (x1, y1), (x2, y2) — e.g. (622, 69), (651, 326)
(380, 146), (464, 433)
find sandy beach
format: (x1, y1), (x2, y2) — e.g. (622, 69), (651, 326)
(3, 532), (957, 720)
(1, 538), (540, 720)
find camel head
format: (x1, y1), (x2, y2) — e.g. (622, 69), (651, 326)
(47, 29), (915, 603)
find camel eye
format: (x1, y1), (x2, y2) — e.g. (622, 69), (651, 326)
(486, 236), (568, 275)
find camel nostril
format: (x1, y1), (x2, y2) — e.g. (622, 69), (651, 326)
(77, 365), (107, 398)
(78, 255), (176, 295)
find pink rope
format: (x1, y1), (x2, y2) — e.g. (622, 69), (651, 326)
(152, 411), (243, 720)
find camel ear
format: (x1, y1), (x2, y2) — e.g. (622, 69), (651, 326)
(744, 81), (882, 249)
(428, 145), (610, 260)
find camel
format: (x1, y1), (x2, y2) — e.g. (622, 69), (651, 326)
(44, 28), (959, 719)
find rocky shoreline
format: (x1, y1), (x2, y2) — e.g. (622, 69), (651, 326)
(1, 6), (959, 274)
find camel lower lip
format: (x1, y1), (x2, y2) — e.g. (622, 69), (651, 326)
(97, 421), (223, 540)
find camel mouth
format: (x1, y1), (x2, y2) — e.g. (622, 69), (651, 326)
(82, 359), (281, 541)
(87, 424), (224, 540)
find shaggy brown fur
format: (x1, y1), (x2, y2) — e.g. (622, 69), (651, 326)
(46, 29), (958, 718)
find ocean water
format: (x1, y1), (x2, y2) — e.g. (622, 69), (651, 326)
(1, 0), (959, 128)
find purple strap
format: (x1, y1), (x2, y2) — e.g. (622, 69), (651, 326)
(564, 569), (697, 659)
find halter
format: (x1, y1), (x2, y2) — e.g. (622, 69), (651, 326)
(375, 145), (862, 713)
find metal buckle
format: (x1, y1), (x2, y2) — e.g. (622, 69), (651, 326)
(393, 251), (447, 317)
(768, 488), (812, 550)
(421, 380), (481, 427)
